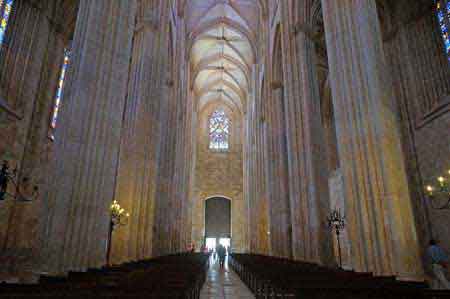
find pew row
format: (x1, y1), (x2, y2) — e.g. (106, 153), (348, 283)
(0, 252), (209, 299)
(229, 253), (450, 299)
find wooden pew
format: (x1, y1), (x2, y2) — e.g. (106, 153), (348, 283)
(230, 253), (450, 299)
(0, 253), (209, 299)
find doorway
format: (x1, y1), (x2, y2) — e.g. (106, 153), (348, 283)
(205, 197), (231, 250)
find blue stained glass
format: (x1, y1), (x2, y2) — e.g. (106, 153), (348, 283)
(51, 51), (70, 133)
(437, 0), (450, 61)
(209, 109), (230, 150)
(0, 0), (13, 45)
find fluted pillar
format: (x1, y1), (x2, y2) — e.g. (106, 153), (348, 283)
(265, 81), (292, 258)
(245, 74), (258, 252)
(152, 7), (176, 255)
(322, 0), (423, 280)
(111, 1), (166, 264)
(246, 62), (269, 254)
(41, 0), (137, 274)
(172, 15), (190, 252)
(255, 71), (270, 255)
(280, 1), (333, 265)
(175, 17), (193, 251)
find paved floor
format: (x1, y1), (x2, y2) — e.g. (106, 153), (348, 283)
(200, 256), (255, 299)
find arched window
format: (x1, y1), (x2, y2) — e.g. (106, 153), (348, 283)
(437, 0), (450, 60)
(0, 0), (13, 45)
(49, 49), (70, 140)
(209, 109), (230, 150)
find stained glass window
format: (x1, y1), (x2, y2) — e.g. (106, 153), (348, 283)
(0, 0), (13, 45)
(209, 109), (230, 150)
(437, 0), (450, 60)
(50, 49), (70, 139)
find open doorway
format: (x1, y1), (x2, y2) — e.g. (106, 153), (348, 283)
(205, 197), (231, 253)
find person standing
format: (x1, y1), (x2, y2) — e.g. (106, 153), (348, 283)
(218, 244), (226, 268)
(427, 239), (450, 289)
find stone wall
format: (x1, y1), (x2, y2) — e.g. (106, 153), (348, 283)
(191, 102), (246, 252)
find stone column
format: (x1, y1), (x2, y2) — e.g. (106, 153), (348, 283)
(256, 72), (270, 255)
(266, 81), (292, 258)
(111, 0), (165, 264)
(152, 10), (176, 255)
(178, 20), (194, 252)
(246, 62), (269, 254)
(244, 72), (258, 252)
(41, 0), (136, 274)
(321, 0), (423, 280)
(172, 16), (190, 252)
(280, 1), (333, 265)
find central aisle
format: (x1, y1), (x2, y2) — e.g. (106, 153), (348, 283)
(200, 256), (255, 299)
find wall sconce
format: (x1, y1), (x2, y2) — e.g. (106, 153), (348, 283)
(425, 170), (450, 210)
(0, 160), (39, 202)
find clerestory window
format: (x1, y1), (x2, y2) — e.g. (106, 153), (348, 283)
(209, 109), (230, 150)
(436, 0), (450, 61)
(49, 49), (70, 140)
(0, 0), (13, 45)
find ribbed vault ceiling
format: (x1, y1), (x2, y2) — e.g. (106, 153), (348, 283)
(187, 0), (260, 113)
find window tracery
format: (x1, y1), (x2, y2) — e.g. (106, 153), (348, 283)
(437, 0), (450, 60)
(0, 0), (13, 45)
(50, 49), (70, 140)
(209, 109), (230, 150)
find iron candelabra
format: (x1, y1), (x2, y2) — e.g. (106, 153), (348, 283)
(106, 200), (130, 265)
(327, 208), (345, 269)
(0, 160), (39, 202)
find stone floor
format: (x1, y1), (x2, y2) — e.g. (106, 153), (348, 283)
(200, 256), (255, 299)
